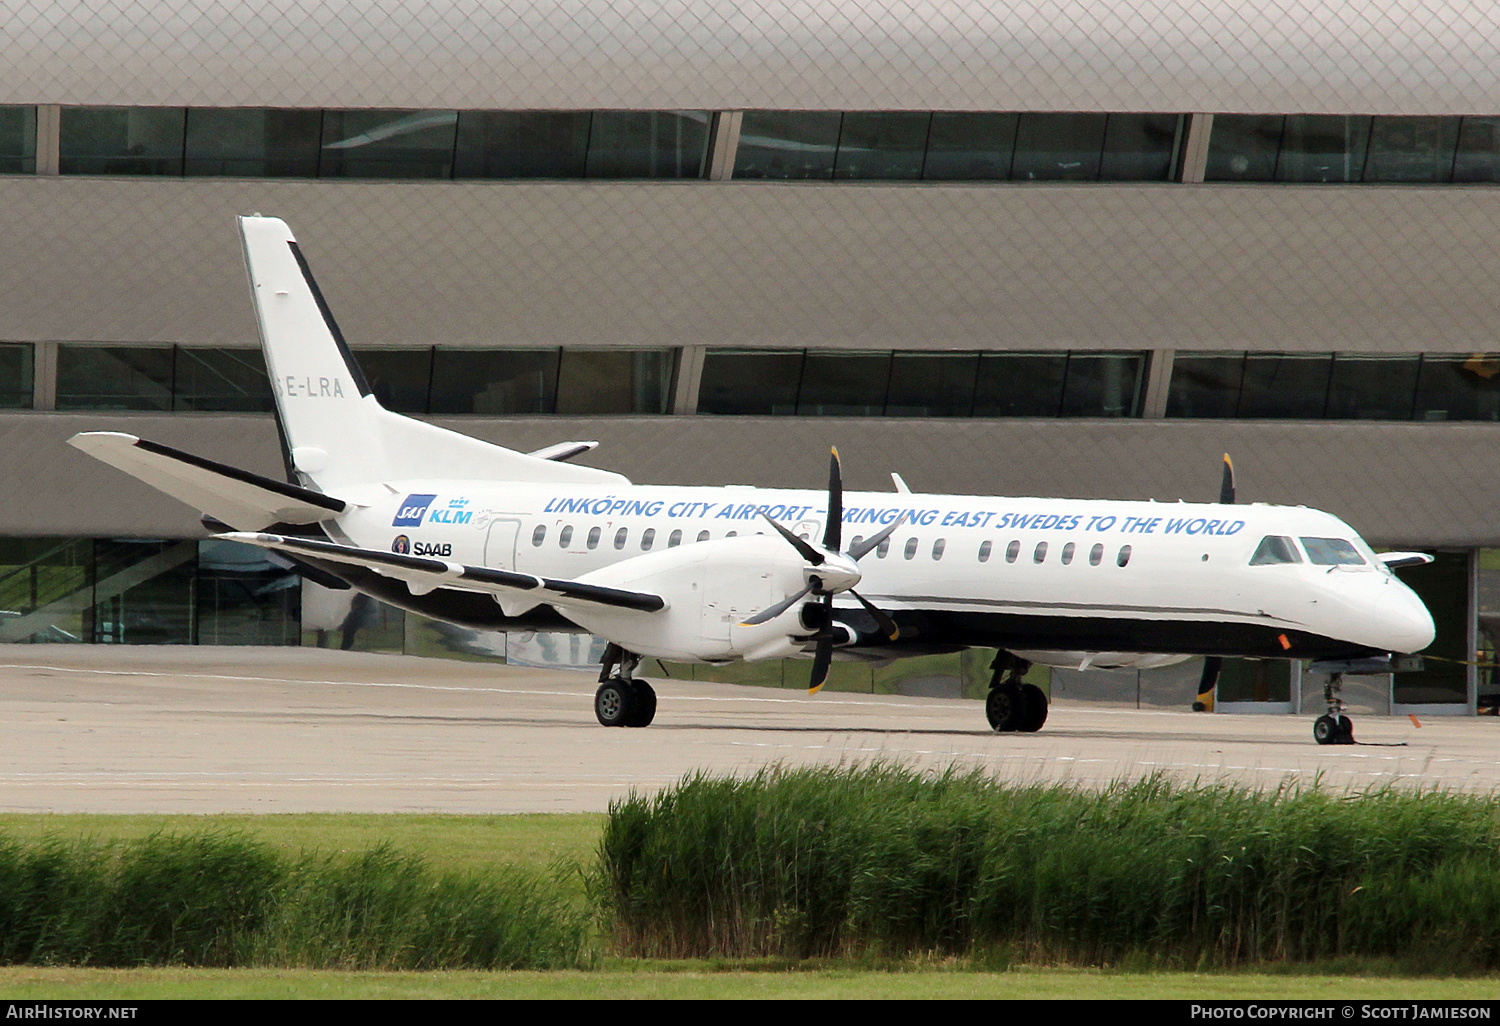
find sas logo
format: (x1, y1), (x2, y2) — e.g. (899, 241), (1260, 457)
(393, 494), (437, 527)
(391, 535), (410, 554)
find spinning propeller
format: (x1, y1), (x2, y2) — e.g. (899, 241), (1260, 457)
(741, 448), (903, 694)
(1195, 453), (1236, 711)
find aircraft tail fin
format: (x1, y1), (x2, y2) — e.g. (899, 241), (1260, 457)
(238, 215), (628, 491)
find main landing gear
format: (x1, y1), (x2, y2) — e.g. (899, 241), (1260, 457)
(595, 643), (657, 728)
(1313, 671), (1355, 746)
(986, 652), (1048, 733)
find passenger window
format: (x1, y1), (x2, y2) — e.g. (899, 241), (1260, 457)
(877, 537), (890, 558)
(531, 524), (546, 546)
(1061, 542), (1075, 565)
(1300, 537), (1365, 566)
(904, 537), (918, 560)
(668, 529), (682, 547)
(932, 538), (945, 560)
(641, 528), (655, 550)
(1089, 543), (1103, 566)
(1033, 542), (1047, 563)
(559, 525), (574, 547)
(1250, 535), (1302, 565)
(587, 526), (601, 550)
(851, 535), (864, 551)
(1117, 545), (1132, 567)
(726, 530), (737, 537)
(697, 530), (710, 543)
(614, 527), (627, 550)
(978, 540), (992, 562)
(1005, 540), (1020, 563)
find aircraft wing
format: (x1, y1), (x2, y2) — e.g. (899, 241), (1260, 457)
(218, 531), (666, 615)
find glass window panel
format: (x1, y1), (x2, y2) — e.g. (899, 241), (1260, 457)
(1236, 353), (1332, 418)
(1393, 552), (1468, 705)
(797, 352), (891, 415)
(1324, 353), (1420, 420)
(0, 343), (33, 408)
(972, 353), (1067, 416)
(1166, 353), (1244, 418)
(56, 345), (174, 410)
(555, 349), (671, 414)
(60, 107), (186, 175)
(1275, 115), (1372, 183)
(453, 111), (590, 178)
(0, 106), (36, 173)
(1413, 353), (1500, 421)
(922, 112), (1018, 181)
(1454, 117), (1500, 183)
(0, 537), (91, 643)
(173, 348), (274, 413)
(585, 111), (708, 179)
(1204, 114), (1284, 181)
(183, 108), (322, 177)
(1060, 353), (1143, 417)
(91, 539), (195, 644)
(884, 352), (978, 417)
(733, 111), (841, 180)
(318, 109), (458, 179)
(834, 112), (930, 180)
(1250, 536), (1302, 566)
(195, 539), (299, 646)
(697, 350), (803, 415)
(428, 348), (559, 414)
(1099, 113), (1183, 181)
(357, 348), (433, 414)
(1299, 537), (1364, 566)
(1011, 113), (1107, 181)
(1363, 117), (1460, 183)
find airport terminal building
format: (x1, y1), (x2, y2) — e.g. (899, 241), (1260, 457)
(0, 0), (1497, 714)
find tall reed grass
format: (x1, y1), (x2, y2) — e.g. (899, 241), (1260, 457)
(0, 832), (593, 969)
(598, 765), (1500, 967)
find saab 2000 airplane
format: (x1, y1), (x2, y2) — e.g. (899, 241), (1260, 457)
(68, 216), (1436, 745)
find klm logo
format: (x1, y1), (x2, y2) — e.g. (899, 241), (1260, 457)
(428, 497), (473, 525)
(392, 494), (436, 527)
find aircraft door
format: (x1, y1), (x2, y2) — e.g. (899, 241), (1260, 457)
(483, 519), (521, 570)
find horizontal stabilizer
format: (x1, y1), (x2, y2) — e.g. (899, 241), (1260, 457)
(69, 432), (347, 532)
(219, 532), (666, 615)
(1378, 552), (1434, 570)
(526, 441), (599, 463)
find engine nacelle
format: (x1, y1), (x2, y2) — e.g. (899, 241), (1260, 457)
(565, 535), (813, 662)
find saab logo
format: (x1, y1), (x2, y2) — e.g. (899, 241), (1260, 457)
(391, 535), (410, 554)
(414, 542), (452, 557)
(393, 494), (437, 527)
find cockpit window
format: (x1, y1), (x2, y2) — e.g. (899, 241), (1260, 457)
(1249, 535), (1302, 566)
(1300, 537), (1366, 566)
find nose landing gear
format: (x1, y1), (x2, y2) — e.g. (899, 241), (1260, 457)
(1313, 670), (1354, 745)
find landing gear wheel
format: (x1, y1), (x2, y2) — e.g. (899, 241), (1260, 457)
(594, 678), (635, 727)
(1019, 683), (1049, 733)
(1313, 714), (1355, 746)
(626, 679), (657, 728)
(986, 685), (1027, 733)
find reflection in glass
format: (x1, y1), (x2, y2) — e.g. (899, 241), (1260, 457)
(1454, 117), (1500, 183)
(453, 111), (590, 178)
(1325, 354), (1420, 420)
(1099, 114), (1182, 181)
(733, 112), (841, 179)
(319, 109), (458, 179)
(56, 346), (174, 410)
(0, 343), (33, 408)
(428, 349), (560, 414)
(1237, 353), (1332, 418)
(834, 112), (930, 180)
(1363, 117), (1459, 183)
(1061, 353), (1143, 417)
(555, 350), (671, 414)
(184, 109), (321, 177)
(885, 352), (979, 416)
(1392, 552), (1468, 705)
(0, 537), (91, 643)
(358, 349), (433, 414)
(697, 350), (803, 414)
(91, 540), (195, 644)
(1204, 115), (1284, 181)
(1011, 113), (1107, 180)
(585, 111), (708, 178)
(922, 112), (1018, 180)
(797, 352), (891, 415)
(1166, 353), (1244, 418)
(60, 107), (186, 175)
(973, 353), (1067, 416)
(1414, 353), (1500, 421)
(173, 349), (274, 412)
(0, 106), (36, 173)
(1276, 115), (1372, 183)
(195, 539), (300, 645)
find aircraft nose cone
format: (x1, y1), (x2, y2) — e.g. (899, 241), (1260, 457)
(1384, 580), (1436, 654)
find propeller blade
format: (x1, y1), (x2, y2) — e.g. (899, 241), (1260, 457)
(823, 447), (843, 553)
(1194, 656), (1222, 711)
(758, 512), (825, 566)
(809, 594), (834, 694)
(849, 589), (899, 641)
(1218, 454), (1235, 505)
(740, 583), (816, 626)
(846, 513), (907, 561)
